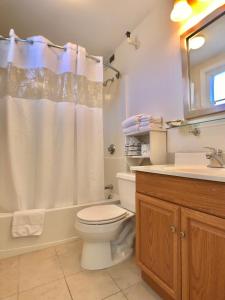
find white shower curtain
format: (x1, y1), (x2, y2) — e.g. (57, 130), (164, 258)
(76, 46), (104, 204)
(0, 30), (104, 212)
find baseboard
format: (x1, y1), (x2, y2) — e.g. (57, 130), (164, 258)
(0, 236), (80, 259)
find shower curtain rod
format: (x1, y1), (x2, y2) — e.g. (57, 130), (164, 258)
(0, 36), (121, 79)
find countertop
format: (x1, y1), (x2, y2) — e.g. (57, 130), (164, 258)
(131, 164), (225, 183)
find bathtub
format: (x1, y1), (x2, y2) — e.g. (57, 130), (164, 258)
(0, 197), (119, 259)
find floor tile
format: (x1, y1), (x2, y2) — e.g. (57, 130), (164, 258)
(55, 239), (82, 256)
(104, 292), (127, 300)
(0, 256), (19, 299)
(0, 245), (162, 300)
(18, 279), (71, 300)
(1, 295), (18, 300)
(66, 270), (120, 300)
(107, 258), (141, 290)
(19, 246), (56, 266)
(19, 255), (64, 292)
(124, 281), (162, 300)
(56, 240), (83, 276)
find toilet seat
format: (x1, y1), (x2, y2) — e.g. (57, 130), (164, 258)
(77, 205), (128, 225)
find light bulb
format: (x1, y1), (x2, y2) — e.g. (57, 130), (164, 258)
(189, 35), (205, 50)
(170, 0), (193, 22)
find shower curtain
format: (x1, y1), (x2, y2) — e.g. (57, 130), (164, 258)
(0, 30), (104, 212)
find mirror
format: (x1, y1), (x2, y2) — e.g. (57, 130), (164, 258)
(181, 6), (225, 119)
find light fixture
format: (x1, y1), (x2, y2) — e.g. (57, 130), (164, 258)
(170, 0), (193, 22)
(189, 35), (205, 49)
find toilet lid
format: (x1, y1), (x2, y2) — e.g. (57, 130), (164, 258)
(77, 205), (127, 224)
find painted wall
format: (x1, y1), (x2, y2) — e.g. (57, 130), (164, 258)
(103, 71), (127, 193)
(103, 0), (225, 187)
(103, 0), (182, 188)
(112, 0), (184, 121)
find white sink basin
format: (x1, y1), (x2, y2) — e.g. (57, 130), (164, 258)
(131, 153), (225, 182)
(161, 165), (225, 173)
(162, 165), (225, 175)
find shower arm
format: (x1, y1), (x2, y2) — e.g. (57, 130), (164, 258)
(0, 35), (121, 79)
(104, 63), (120, 79)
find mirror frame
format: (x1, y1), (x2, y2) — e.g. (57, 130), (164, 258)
(181, 4), (225, 119)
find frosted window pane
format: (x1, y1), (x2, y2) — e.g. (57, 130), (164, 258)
(214, 71), (225, 102)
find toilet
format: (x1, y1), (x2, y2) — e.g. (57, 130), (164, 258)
(75, 172), (135, 270)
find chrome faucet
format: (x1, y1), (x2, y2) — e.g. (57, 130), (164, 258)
(104, 184), (113, 199)
(105, 184), (113, 191)
(204, 147), (225, 168)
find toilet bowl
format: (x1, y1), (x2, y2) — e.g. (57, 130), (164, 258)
(75, 172), (135, 270)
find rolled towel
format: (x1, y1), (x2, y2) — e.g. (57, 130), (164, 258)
(12, 209), (46, 238)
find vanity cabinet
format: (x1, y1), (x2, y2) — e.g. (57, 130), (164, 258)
(136, 171), (225, 300)
(181, 208), (225, 300)
(136, 193), (181, 300)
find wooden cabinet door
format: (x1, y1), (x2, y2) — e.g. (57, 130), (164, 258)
(136, 193), (181, 300)
(181, 208), (225, 300)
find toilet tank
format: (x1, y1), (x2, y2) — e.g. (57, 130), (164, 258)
(116, 172), (136, 212)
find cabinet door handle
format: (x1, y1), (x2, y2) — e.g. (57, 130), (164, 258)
(170, 225), (176, 233)
(180, 231), (186, 238)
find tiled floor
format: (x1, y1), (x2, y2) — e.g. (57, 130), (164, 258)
(0, 240), (162, 300)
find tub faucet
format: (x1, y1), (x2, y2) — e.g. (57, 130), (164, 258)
(105, 184), (113, 199)
(105, 184), (113, 191)
(204, 147), (225, 168)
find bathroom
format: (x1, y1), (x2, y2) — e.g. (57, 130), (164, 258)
(1, 0), (225, 299)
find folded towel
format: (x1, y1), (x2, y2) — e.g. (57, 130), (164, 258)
(139, 121), (162, 128)
(123, 124), (163, 135)
(122, 115), (163, 129)
(122, 115), (142, 128)
(140, 116), (163, 124)
(126, 151), (142, 156)
(122, 124), (139, 134)
(139, 124), (162, 132)
(12, 209), (46, 238)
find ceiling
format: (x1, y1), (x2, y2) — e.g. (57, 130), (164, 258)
(0, 0), (155, 59)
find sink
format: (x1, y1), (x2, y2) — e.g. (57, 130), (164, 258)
(161, 165), (225, 174)
(162, 166), (206, 172)
(131, 164), (225, 182)
(131, 153), (225, 182)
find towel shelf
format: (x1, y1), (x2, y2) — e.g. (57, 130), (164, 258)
(124, 130), (167, 167)
(125, 128), (166, 137)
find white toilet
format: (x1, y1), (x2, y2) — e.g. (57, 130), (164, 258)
(75, 172), (135, 270)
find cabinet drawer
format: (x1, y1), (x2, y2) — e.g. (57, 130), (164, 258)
(136, 171), (225, 218)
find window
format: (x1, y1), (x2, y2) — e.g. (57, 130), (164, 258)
(199, 63), (225, 109)
(211, 71), (225, 105)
